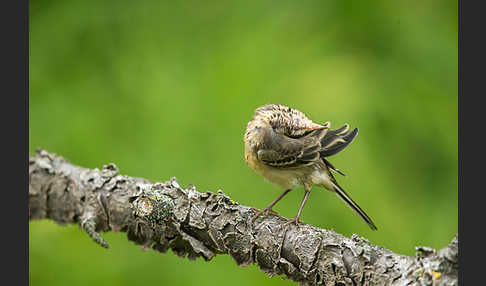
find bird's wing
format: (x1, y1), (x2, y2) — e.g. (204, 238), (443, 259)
(322, 158), (346, 176)
(320, 124), (358, 157)
(256, 127), (327, 168)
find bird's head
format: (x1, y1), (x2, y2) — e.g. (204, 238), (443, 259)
(246, 104), (329, 139)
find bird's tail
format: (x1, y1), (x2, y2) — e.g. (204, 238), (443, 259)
(331, 180), (378, 230)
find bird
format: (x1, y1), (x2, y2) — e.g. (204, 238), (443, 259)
(244, 103), (377, 230)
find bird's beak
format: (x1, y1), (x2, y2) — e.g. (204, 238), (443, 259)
(311, 122), (330, 130)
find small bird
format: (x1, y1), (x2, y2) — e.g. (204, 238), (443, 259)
(244, 104), (377, 230)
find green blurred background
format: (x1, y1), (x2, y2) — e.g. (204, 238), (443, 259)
(29, 0), (457, 285)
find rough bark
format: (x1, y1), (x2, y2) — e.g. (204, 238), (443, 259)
(29, 149), (458, 286)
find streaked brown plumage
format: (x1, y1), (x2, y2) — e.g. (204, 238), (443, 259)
(244, 103), (377, 230)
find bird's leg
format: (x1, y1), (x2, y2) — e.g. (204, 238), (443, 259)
(252, 189), (292, 222)
(282, 188), (311, 227)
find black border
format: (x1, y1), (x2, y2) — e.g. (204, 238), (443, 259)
(459, 0), (483, 285)
(1, 0), (29, 284)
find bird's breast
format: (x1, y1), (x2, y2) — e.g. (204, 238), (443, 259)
(245, 142), (301, 189)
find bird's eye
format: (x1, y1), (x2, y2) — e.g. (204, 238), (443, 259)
(273, 126), (283, 134)
(286, 129), (314, 139)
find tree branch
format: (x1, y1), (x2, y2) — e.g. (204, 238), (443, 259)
(29, 149), (458, 286)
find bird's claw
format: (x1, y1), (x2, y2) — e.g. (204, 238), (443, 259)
(280, 217), (301, 228)
(251, 207), (281, 222)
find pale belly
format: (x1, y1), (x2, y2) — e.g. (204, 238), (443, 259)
(255, 163), (302, 189)
(245, 144), (334, 191)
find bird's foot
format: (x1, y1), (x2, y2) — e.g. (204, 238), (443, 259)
(280, 217), (302, 228)
(251, 207), (281, 222)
